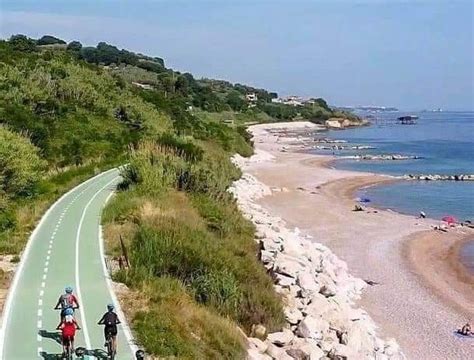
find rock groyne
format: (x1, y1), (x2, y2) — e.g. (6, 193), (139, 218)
(230, 151), (404, 360)
(403, 174), (474, 181)
(345, 154), (422, 161)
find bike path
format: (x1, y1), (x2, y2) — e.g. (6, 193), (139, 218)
(0, 169), (136, 359)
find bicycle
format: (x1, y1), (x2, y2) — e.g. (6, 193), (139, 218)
(61, 335), (74, 360)
(105, 332), (116, 360)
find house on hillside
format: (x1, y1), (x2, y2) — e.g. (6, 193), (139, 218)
(283, 95), (303, 106)
(132, 82), (153, 90)
(246, 93), (258, 102)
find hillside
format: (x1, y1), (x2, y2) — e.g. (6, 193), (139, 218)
(0, 34), (364, 358)
(0, 34), (282, 358)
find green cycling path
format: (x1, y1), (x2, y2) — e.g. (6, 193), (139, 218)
(0, 169), (136, 359)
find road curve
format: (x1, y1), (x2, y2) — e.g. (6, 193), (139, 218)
(0, 169), (136, 359)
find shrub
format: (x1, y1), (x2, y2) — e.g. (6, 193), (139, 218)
(0, 127), (46, 198)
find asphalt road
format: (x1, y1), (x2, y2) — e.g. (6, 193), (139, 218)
(0, 169), (136, 359)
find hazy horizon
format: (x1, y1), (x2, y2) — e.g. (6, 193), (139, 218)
(1, 0), (472, 111)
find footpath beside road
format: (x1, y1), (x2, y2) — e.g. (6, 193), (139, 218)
(0, 169), (136, 359)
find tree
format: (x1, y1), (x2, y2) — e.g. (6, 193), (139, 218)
(0, 127), (46, 197)
(8, 34), (36, 52)
(226, 91), (246, 111)
(37, 35), (66, 45)
(175, 75), (190, 96)
(67, 41), (82, 52)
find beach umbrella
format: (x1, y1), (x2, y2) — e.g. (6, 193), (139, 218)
(441, 215), (457, 225)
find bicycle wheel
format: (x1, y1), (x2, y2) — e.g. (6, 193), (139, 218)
(106, 339), (114, 360)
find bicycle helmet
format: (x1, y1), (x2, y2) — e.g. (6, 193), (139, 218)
(65, 286), (73, 294)
(135, 350), (145, 360)
(107, 303), (114, 311)
(64, 307), (74, 316)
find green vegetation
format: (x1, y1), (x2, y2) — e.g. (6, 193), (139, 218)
(0, 33), (361, 357)
(103, 137), (283, 356)
(0, 37), (170, 253)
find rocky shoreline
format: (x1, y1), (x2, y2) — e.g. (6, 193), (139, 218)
(229, 151), (405, 360)
(344, 154), (422, 161)
(403, 174), (474, 181)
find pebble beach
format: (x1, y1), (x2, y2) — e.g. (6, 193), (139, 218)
(231, 122), (474, 360)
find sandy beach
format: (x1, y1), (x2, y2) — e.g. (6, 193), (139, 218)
(244, 122), (474, 359)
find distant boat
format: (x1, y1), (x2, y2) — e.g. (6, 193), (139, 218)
(397, 115), (418, 125)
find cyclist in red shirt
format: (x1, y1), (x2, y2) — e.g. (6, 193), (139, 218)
(54, 286), (80, 322)
(56, 308), (81, 355)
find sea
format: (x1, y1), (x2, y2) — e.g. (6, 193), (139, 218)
(310, 111), (474, 272)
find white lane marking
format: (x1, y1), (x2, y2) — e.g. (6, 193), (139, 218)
(75, 176), (119, 350)
(38, 299), (42, 306)
(37, 309), (42, 317)
(37, 334), (42, 342)
(47, 250), (51, 255)
(44, 262), (49, 268)
(39, 290), (44, 297)
(42, 274), (46, 280)
(37, 347), (42, 355)
(0, 168), (117, 358)
(41, 282), (45, 288)
(46, 255), (50, 261)
(37, 320), (42, 329)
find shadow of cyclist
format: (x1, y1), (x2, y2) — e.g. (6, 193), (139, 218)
(86, 348), (109, 359)
(39, 351), (62, 359)
(38, 329), (62, 345)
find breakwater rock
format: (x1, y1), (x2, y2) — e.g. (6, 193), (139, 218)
(314, 138), (347, 144)
(403, 174), (474, 181)
(346, 154), (422, 161)
(230, 153), (405, 360)
(313, 145), (376, 151)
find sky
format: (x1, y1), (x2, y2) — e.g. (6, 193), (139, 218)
(0, 0), (473, 110)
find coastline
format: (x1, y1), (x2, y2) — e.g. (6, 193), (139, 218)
(241, 121), (473, 359)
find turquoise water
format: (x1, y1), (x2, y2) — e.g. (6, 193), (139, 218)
(313, 111), (474, 273)
(322, 111), (474, 221)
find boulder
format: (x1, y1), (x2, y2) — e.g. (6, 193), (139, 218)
(303, 293), (334, 316)
(251, 324), (267, 339)
(266, 343), (294, 360)
(261, 250), (276, 264)
(296, 316), (329, 340)
(275, 273), (296, 287)
(285, 307), (304, 325)
(267, 329), (294, 347)
(286, 348), (310, 360)
(297, 272), (320, 295)
(260, 238), (282, 252)
(247, 337), (268, 354)
(384, 339), (400, 357)
(346, 322), (376, 355)
(274, 254), (306, 278)
(328, 344), (355, 360)
(290, 338), (325, 360)
(248, 349), (272, 360)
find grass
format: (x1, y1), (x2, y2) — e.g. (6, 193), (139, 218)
(117, 277), (246, 359)
(102, 135), (284, 357)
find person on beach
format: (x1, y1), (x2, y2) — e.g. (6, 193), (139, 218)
(459, 323), (472, 336)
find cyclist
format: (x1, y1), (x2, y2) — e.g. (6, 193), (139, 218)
(98, 304), (121, 356)
(56, 307), (81, 356)
(54, 286), (80, 321)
